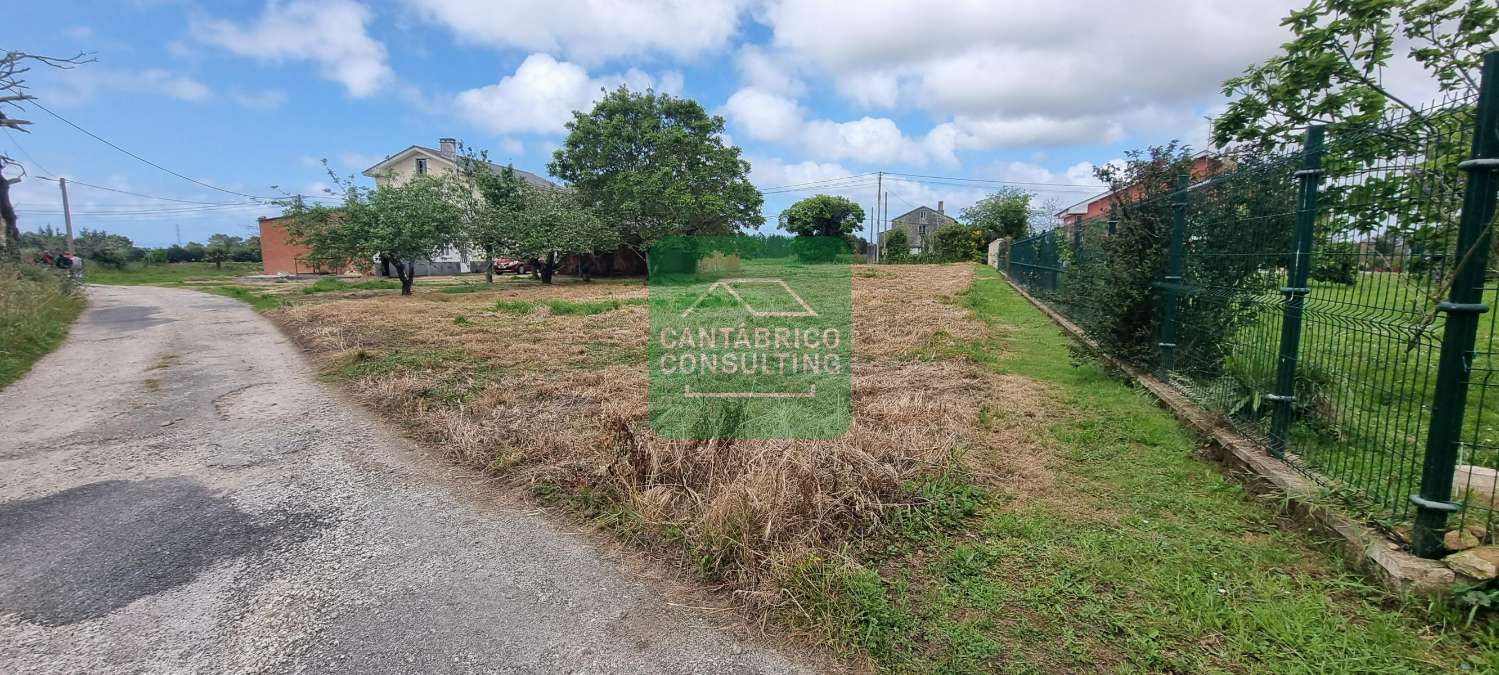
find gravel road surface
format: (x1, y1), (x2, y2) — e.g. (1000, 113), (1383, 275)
(0, 284), (812, 674)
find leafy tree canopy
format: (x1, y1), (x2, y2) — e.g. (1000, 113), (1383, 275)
(282, 174), (464, 294)
(548, 87), (764, 252)
(960, 186), (1032, 241)
(883, 229), (910, 262)
(1214, 0), (1496, 150)
(778, 194), (865, 238)
(930, 224), (987, 263)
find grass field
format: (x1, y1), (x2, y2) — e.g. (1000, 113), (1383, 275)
(85, 261), (263, 285)
(1164, 271), (1499, 532)
(264, 262), (1498, 672)
(0, 265), (84, 390)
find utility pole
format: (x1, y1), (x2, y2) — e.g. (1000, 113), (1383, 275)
(875, 171), (883, 263)
(58, 177), (74, 254)
(875, 192), (887, 256)
(176, 223), (182, 246)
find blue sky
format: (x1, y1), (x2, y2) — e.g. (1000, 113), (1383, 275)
(5, 1), (1321, 247)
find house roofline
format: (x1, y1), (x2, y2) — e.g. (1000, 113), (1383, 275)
(889, 205), (958, 223)
(360, 145), (554, 187)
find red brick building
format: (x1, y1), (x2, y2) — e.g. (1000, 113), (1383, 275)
(258, 215), (354, 275)
(1058, 153), (1228, 227)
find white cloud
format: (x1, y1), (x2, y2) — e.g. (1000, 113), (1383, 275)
(454, 53), (683, 135)
(406, 0), (749, 63)
(64, 25), (94, 40)
(759, 0), (1303, 147)
(834, 70), (900, 109)
(735, 44), (805, 96)
(723, 88), (804, 142)
(724, 87), (958, 166)
(338, 152), (382, 171)
(748, 156), (854, 189)
(193, 0), (392, 97)
(231, 88), (288, 110)
(42, 68), (211, 104)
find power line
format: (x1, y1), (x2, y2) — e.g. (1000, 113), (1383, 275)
(30, 176), (249, 206)
(757, 172), (879, 192)
(882, 171), (1105, 189)
(4, 129), (57, 177)
(17, 202), (266, 216)
(28, 100), (276, 201)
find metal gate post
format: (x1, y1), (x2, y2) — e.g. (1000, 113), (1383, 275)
(1411, 52), (1499, 558)
(1267, 125), (1326, 459)
(1158, 173), (1189, 376)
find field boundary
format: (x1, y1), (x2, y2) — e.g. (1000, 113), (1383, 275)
(999, 272), (1464, 594)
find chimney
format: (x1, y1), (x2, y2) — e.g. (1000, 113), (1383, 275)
(937, 200), (944, 214)
(438, 137), (457, 159)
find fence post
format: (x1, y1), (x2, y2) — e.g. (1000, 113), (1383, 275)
(1267, 125), (1327, 459)
(1158, 173), (1189, 376)
(1411, 51), (1499, 558)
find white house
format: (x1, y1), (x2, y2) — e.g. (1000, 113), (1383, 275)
(361, 138), (552, 276)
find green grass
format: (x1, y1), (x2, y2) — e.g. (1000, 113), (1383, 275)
(300, 276), (402, 294)
(0, 266), (85, 389)
(438, 282), (504, 294)
(495, 296), (646, 316)
(199, 285), (289, 312)
(86, 261), (261, 285)
(325, 347), (503, 404)
(784, 265), (1497, 673)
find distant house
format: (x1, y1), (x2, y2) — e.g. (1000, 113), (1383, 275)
(360, 137), (553, 276)
(880, 201), (957, 254)
(1056, 153), (1228, 229)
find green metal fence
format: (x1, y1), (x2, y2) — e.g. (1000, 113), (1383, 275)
(1007, 52), (1499, 558)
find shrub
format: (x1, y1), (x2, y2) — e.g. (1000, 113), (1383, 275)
(0, 264), (84, 388)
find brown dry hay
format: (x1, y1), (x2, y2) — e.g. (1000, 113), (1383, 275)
(272, 263), (1063, 606)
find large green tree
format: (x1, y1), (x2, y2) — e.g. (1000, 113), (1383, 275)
(930, 224), (987, 263)
(506, 183), (619, 284)
(1213, 0), (1498, 243)
(548, 87), (764, 258)
(1215, 0), (1496, 150)
(961, 186), (1032, 241)
(457, 152), (527, 283)
(282, 174), (464, 295)
(778, 194), (865, 238)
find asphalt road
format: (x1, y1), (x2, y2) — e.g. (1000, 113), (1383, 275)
(0, 284), (811, 674)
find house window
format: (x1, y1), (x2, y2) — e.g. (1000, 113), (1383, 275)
(416, 158), (428, 175)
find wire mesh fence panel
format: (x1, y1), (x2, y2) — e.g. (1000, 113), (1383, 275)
(1007, 88), (1495, 540)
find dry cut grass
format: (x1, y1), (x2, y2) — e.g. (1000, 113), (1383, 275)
(273, 265), (1058, 609)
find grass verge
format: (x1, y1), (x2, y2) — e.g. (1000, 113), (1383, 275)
(778, 265), (1494, 672)
(200, 285), (289, 312)
(302, 276), (403, 294)
(86, 261), (261, 285)
(0, 265), (85, 389)
(494, 296), (646, 315)
(268, 263), (1498, 671)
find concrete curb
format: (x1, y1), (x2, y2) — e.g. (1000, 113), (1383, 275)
(999, 274), (1459, 595)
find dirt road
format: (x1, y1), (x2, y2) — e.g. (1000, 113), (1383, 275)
(0, 285), (810, 674)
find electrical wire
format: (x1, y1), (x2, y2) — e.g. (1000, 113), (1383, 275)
(28, 100), (278, 201)
(4, 129), (57, 177)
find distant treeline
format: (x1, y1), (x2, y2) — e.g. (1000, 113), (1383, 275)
(19, 225), (261, 267)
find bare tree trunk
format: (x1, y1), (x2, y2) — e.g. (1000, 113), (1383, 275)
(483, 246), (494, 283)
(393, 259), (415, 295)
(540, 252), (555, 284)
(1, 175), (19, 253)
